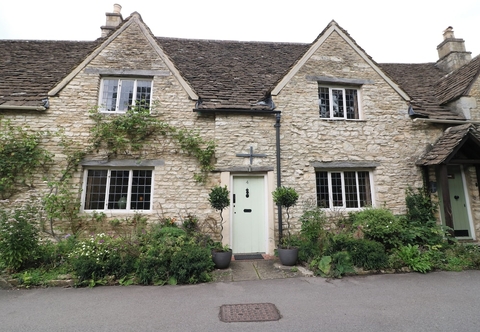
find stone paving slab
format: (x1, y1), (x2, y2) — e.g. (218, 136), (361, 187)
(211, 258), (311, 282)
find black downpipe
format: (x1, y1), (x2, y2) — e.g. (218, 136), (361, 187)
(274, 113), (283, 243)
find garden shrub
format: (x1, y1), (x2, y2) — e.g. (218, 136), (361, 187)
(402, 187), (453, 247)
(0, 205), (41, 272)
(327, 234), (389, 271)
(351, 208), (406, 250)
(405, 187), (436, 224)
(68, 233), (138, 283)
(311, 251), (355, 278)
(297, 205), (328, 262)
(170, 242), (214, 284)
(135, 243), (171, 285)
(136, 232), (214, 285)
(394, 244), (432, 273)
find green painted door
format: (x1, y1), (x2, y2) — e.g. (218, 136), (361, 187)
(232, 176), (266, 253)
(447, 165), (471, 237)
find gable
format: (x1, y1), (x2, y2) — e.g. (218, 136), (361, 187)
(271, 21), (409, 101)
(48, 13), (197, 101)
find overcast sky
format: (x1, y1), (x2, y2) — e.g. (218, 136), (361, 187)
(0, 0), (479, 63)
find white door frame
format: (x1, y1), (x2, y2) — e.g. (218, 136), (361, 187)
(219, 171), (276, 255)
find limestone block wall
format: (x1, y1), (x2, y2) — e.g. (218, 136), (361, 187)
(468, 79), (480, 121)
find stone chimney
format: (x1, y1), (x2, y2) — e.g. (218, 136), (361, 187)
(101, 4), (123, 37)
(436, 26), (471, 73)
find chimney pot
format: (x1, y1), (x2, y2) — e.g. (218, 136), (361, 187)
(443, 26), (455, 40)
(113, 4), (122, 14)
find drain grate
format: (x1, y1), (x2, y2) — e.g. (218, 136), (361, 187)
(219, 303), (281, 322)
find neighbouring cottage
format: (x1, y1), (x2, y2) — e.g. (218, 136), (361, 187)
(1, 4), (480, 256)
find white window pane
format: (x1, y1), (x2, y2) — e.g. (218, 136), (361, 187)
(318, 87), (330, 118)
(331, 172), (343, 207)
(84, 170), (108, 209)
(136, 80), (152, 109)
(346, 89), (358, 119)
(108, 170), (130, 209)
(101, 79), (119, 112)
(118, 80), (135, 111)
(332, 89), (344, 118)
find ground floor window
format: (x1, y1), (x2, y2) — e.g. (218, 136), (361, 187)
(83, 169), (153, 211)
(316, 170), (372, 209)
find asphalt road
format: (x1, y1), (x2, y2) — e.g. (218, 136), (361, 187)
(1, 271), (480, 331)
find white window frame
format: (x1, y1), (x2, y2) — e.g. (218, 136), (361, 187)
(81, 168), (154, 212)
(98, 77), (153, 113)
(316, 170), (373, 210)
(318, 86), (362, 120)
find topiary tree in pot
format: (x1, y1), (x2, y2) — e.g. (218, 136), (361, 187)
(208, 185), (232, 268)
(273, 186), (299, 266)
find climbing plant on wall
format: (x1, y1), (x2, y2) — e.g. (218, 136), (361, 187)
(88, 105), (215, 182)
(0, 118), (52, 199)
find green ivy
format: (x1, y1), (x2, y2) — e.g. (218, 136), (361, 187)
(0, 118), (52, 199)
(88, 106), (215, 182)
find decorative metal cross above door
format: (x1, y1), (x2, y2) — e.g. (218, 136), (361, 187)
(236, 146), (266, 165)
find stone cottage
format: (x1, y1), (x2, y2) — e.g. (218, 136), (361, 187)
(1, 5), (480, 256)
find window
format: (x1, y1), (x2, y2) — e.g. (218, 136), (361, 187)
(316, 170), (372, 209)
(83, 169), (153, 211)
(99, 78), (152, 112)
(319, 86), (360, 119)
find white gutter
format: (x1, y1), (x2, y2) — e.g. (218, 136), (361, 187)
(0, 105), (47, 111)
(413, 118), (480, 125)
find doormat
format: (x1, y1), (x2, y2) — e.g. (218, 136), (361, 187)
(234, 254), (264, 260)
(219, 303), (281, 322)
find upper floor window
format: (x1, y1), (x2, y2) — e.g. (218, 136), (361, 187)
(82, 168), (153, 211)
(99, 78), (152, 112)
(318, 86), (360, 119)
(316, 170), (372, 209)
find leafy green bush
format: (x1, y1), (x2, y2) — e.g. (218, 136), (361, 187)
(182, 214), (199, 234)
(37, 235), (78, 269)
(170, 243), (214, 284)
(394, 244), (432, 273)
(311, 251), (355, 278)
(327, 234), (389, 271)
(68, 233), (138, 283)
(0, 205), (41, 272)
(405, 187), (436, 224)
(403, 187), (453, 247)
(297, 206), (328, 262)
(352, 208), (406, 250)
(136, 234), (214, 285)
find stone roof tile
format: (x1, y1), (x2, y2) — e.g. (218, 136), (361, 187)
(435, 54), (480, 104)
(0, 39), (101, 108)
(416, 124), (480, 165)
(379, 63), (464, 120)
(156, 37), (309, 109)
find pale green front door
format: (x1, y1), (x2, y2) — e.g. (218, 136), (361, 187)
(440, 165), (472, 237)
(232, 176), (266, 253)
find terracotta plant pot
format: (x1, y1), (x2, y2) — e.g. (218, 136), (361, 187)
(278, 247), (298, 266)
(212, 249), (233, 269)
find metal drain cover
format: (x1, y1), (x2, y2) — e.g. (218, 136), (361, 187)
(219, 303), (281, 322)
